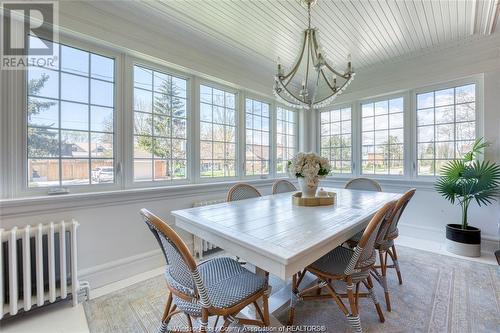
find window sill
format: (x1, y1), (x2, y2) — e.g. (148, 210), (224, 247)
(0, 178), (279, 218)
(322, 176), (437, 191)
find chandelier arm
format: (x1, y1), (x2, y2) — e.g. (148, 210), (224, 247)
(323, 61), (351, 78)
(276, 80), (308, 106)
(313, 77), (352, 104)
(308, 30), (320, 69)
(282, 30), (308, 82)
(310, 68), (321, 105)
(304, 31), (312, 89)
(320, 68), (336, 91)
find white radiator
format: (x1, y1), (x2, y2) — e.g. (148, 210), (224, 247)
(0, 220), (84, 319)
(192, 199), (225, 258)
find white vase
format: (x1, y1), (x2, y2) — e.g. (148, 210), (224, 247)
(298, 177), (319, 198)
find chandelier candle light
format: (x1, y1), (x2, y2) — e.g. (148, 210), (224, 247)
(274, 0), (355, 109)
(288, 152), (331, 198)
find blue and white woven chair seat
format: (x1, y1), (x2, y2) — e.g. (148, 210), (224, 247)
(309, 246), (376, 280)
(166, 257), (267, 316)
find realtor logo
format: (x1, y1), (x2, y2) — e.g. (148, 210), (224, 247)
(1, 1), (58, 69)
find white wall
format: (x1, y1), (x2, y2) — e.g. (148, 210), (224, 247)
(1, 3), (499, 290)
(329, 35), (500, 242)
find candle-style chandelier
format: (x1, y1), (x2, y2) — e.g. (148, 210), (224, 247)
(273, 0), (355, 109)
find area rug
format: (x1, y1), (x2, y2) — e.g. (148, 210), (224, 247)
(83, 246), (500, 332)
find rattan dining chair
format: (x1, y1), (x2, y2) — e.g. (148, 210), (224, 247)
(272, 179), (297, 194)
(346, 188), (416, 311)
(288, 200), (397, 333)
(345, 178), (382, 192)
(226, 183), (261, 201)
(140, 209), (270, 333)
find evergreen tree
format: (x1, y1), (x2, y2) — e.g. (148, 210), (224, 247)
(27, 74), (59, 157)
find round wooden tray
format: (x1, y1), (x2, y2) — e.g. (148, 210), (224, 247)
(292, 192), (336, 206)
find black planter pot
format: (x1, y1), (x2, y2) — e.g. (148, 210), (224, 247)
(445, 224), (481, 257)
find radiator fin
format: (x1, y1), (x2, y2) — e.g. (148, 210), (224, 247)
(0, 220), (80, 319)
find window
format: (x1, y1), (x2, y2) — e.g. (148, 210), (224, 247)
(133, 65), (188, 182)
(27, 39), (115, 187)
(320, 107), (352, 174)
(361, 97), (404, 175)
(199, 85), (237, 178)
(416, 84), (476, 176)
(276, 107), (297, 174)
(245, 98), (270, 176)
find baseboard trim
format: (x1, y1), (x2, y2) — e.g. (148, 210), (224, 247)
(399, 223), (499, 249)
(79, 249), (164, 290)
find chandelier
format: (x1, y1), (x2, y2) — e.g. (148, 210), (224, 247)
(273, 0), (355, 109)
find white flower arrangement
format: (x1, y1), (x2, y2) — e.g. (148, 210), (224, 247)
(287, 152), (331, 186)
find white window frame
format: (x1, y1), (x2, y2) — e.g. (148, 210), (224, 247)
(126, 58), (193, 188)
(275, 104), (299, 177)
(16, 34), (124, 197)
(242, 93), (275, 179)
(317, 75), (483, 183)
(195, 79), (240, 183)
(412, 76), (483, 179)
(357, 92), (409, 179)
(5, 30), (303, 199)
(319, 103), (355, 178)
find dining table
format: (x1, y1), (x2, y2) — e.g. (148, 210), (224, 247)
(171, 187), (401, 326)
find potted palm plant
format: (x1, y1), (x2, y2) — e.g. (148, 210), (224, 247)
(435, 138), (500, 257)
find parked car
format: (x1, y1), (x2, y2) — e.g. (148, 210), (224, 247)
(91, 166), (114, 183)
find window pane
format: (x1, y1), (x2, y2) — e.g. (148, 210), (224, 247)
(61, 73), (89, 103)
(276, 107), (297, 174)
(172, 77), (187, 98)
(245, 98), (270, 176)
(62, 159), (89, 185)
(361, 98), (404, 175)
(416, 83), (476, 176)
(91, 54), (114, 81)
(61, 101), (88, 131)
(200, 85), (237, 178)
(134, 65), (189, 182)
(91, 106), (114, 132)
(90, 133), (113, 158)
(29, 159), (59, 187)
(28, 68), (59, 99)
(61, 45), (89, 76)
(435, 106), (454, 124)
(91, 160), (114, 184)
(28, 97), (59, 128)
(134, 66), (152, 90)
(28, 128), (59, 157)
(91, 79), (114, 107)
(26, 42), (116, 188)
(320, 107), (352, 174)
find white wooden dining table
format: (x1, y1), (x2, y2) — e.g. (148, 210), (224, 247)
(171, 187), (401, 324)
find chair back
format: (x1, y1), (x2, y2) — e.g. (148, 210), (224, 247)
(272, 179), (297, 194)
(140, 209), (209, 305)
(344, 201), (396, 275)
(382, 188), (416, 241)
(226, 183), (261, 201)
(345, 177), (382, 192)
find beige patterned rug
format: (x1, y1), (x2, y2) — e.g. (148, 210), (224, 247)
(83, 246), (500, 332)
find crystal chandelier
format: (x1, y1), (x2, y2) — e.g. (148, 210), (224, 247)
(273, 0), (355, 109)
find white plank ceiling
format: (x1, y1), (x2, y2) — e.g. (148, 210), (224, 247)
(139, 0), (500, 70)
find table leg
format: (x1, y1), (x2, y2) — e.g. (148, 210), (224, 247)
(239, 267), (318, 328)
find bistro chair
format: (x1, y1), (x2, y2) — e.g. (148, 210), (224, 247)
(272, 179), (297, 194)
(346, 188), (416, 311)
(288, 200), (397, 333)
(345, 178), (382, 192)
(140, 209), (270, 333)
(226, 183), (261, 201)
